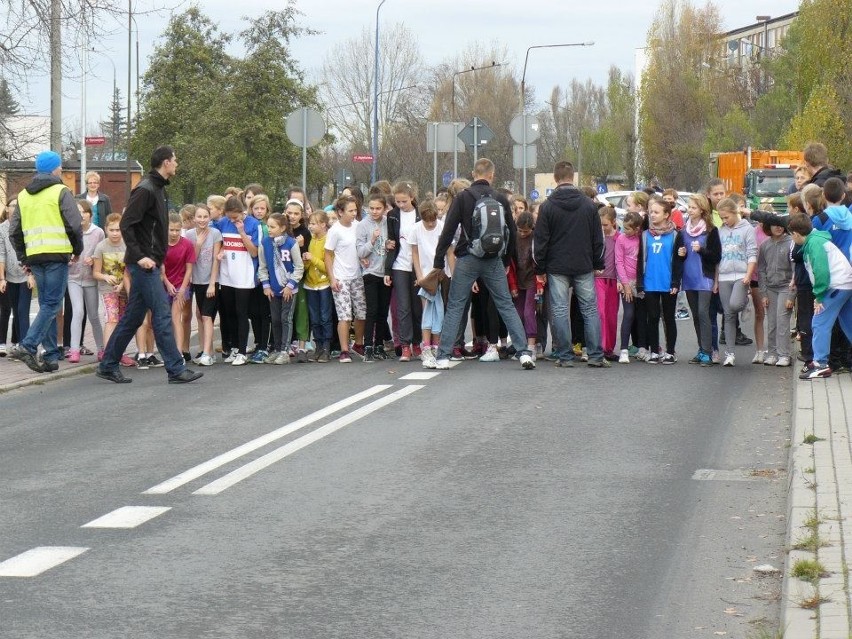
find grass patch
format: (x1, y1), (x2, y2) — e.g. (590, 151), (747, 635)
(791, 531), (828, 552)
(803, 513), (821, 531)
(798, 593), (830, 609)
(791, 558), (829, 582)
(803, 434), (825, 444)
(804, 466), (814, 474)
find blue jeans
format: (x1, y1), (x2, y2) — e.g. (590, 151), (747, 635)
(306, 288), (333, 345)
(812, 288), (852, 365)
(21, 261), (68, 362)
(548, 272), (602, 362)
(100, 264), (184, 376)
(436, 254), (531, 360)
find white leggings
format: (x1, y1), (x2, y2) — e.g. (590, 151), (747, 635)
(67, 281), (104, 350)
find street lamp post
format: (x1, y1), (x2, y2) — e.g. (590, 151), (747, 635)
(519, 42), (594, 195)
(126, 0), (132, 202)
(756, 15), (772, 93)
(371, 0), (387, 186)
(451, 61), (505, 178)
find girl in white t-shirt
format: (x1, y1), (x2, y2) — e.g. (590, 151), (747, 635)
(324, 195), (366, 363)
(386, 181), (421, 361)
(408, 200), (445, 367)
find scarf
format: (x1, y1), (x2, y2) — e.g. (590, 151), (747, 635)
(648, 219), (676, 237)
(685, 217), (707, 238)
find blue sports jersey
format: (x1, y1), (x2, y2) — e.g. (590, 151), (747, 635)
(643, 230), (675, 292)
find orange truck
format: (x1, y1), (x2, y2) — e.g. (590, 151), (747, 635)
(710, 149), (804, 213)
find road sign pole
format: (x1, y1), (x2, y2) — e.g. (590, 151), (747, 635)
(301, 107), (308, 193)
(522, 113), (527, 197)
(433, 123), (438, 195)
(453, 122), (458, 181)
(473, 117), (479, 165)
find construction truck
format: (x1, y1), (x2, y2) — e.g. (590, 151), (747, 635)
(709, 149), (804, 213)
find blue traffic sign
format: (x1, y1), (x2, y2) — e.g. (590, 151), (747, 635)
(596, 183), (607, 194)
(442, 171), (454, 187)
(530, 189), (540, 201)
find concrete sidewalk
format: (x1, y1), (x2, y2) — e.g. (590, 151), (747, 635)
(783, 373), (852, 638)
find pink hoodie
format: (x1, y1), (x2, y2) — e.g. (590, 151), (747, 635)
(615, 232), (640, 283)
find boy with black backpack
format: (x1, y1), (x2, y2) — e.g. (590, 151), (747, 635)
(427, 158), (535, 371)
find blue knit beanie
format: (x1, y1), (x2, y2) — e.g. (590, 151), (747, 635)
(35, 151), (62, 174)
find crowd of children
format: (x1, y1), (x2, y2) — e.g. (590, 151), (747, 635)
(2, 156), (852, 381)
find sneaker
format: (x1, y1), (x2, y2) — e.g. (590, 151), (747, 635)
(800, 361), (831, 380)
(374, 346), (388, 361)
(40, 358), (59, 372)
(352, 343), (366, 360)
(0, 343), (8, 357)
(698, 351), (712, 367)
(364, 346), (375, 363)
(412, 343), (422, 358)
(618, 349), (630, 364)
(735, 332), (753, 346)
(519, 353), (536, 369)
(264, 350), (280, 364)
(67, 349), (81, 364)
(722, 352), (735, 367)
(316, 347), (330, 363)
(192, 352), (203, 365)
(661, 353), (676, 365)
(587, 358), (611, 368)
(479, 344), (500, 362)
(134, 354), (148, 369)
(434, 358), (450, 370)
(421, 348), (436, 368)
(580, 347), (589, 362)
(182, 351), (192, 363)
(647, 352), (660, 364)
(573, 342), (583, 357)
(627, 345), (639, 357)
(763, 354), (778, 366)
(249, 350), (267, 364)
(198, 354), (214, 366)
(688, 351), (702, 364)
(636, 348), (649, 362)
(461, 347), (477, 359)
(339, 351), (352, 363)
(231, 353), (248, 366)
(296, 349), (308, 363)
(471, 341), (486, 357)
(147, 355), (164, 368)
(675, 308), (690, 320)
(775, 356), (791, 367)
(450, 347), (466, 361)
(535, 343), (544, 357)
(497, 345), (510, 360)
(752, 350), (766, 364)
(555, 359), (574, 368)
(711, 350), (720, 365)
(399, 345), (412, 362)
(223, 348), (238, 364)
(80, 346), (94, 356)
(274, 351), (290, 365)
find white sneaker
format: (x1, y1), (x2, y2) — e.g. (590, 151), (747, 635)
(618, 349), (630, 364)
(421, 348), (437, 369)
(580, 347), (589, 362)
(223, 348), (238, 363)
(636, 348), (649, 362)
(763, 354), (778, 366)
(198, 353), (214, 366)
(231, 353), (247, 366)
(722, 352), (735, 367)
(479, 344), (500, 362)
(752, 350), (766, 364)
(775, 356), (791, 367)
(434, 358), (450, 370)
(519, 353), (536, 370)
(274, 351), (290, 365)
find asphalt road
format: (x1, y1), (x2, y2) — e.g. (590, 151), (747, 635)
(0, 339), (791, 639)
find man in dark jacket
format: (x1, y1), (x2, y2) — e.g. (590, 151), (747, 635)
(96, 145), (201, 384)
(9, 150), (83, 372)
(804, 142), (845, 188)
(428, 158), (535, 370)
(533, 160), (608, 368)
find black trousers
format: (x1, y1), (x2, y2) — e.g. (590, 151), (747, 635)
(363, 274), (392, 348)
(219, 286), (252, 354)
(645, 291), (677, 354)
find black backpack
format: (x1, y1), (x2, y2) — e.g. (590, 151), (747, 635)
(465, 190), (508, 258)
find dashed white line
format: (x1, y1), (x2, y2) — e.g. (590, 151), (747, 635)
(193, 385), (425, 495)
(81, 506), (171, 529)
(399, 372), (441, 380)
(0, 547), (89, 577)
(144, 384), (393, 495)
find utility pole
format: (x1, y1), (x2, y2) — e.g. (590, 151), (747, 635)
(49, 0), (61, 152)
(126, 0), (132, 201)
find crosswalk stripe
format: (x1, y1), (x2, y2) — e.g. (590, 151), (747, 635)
(0, 547), (89, 578)
(81, 506), (171, 529)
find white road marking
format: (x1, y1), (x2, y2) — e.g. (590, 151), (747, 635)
(399, 372), (441, 380)
(81, 506), (171, 529)
(0, 547), (89, 577)
(194, 385), (424, 495)
(144, 384), (393, 494)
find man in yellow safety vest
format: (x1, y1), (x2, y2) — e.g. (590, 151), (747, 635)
(9, 150), (82, 373)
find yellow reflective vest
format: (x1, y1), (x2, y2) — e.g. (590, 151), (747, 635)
(16, 183), (72, 257)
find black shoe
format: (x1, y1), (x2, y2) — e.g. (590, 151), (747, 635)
(182, 351), (192, 363)
(497, 345), (509, 360)
(587, 358), (612, 368)
(373, 346), (387, 360)
(147, 355), (164, 367)
(96, 368), (132, 384)
(168, 369), (203, 384)
(41, 359), (58, 372)
(735, 332), (753, 346)
(363, 346), (375, 363)
(296, 349), (308, 363)
(136, 354), (150, 370)
(12, 345), (43, 373)
(555, 359), (574, 368)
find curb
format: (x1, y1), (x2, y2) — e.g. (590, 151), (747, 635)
(0, 362), (97, 394)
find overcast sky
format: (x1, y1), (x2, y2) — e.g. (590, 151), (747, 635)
(16, 0), (799, 134)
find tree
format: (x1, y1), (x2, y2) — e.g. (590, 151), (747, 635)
(99, 86), (126, 160)
(782, 84), (852, 172)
